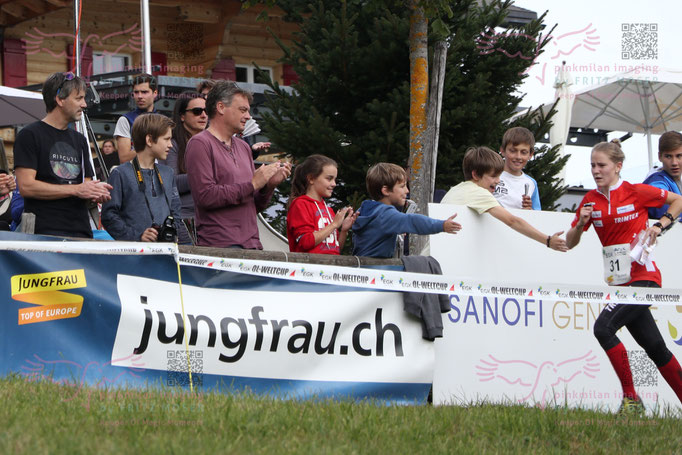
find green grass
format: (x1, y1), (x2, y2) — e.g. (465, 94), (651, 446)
(1, 375), (680, 454)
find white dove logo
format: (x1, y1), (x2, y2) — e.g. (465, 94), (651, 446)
(536, 24), (600, 84)
(475, 350), (600, 407)
(21, 353), (146, 411)
(549, 23), (600, 60)
(23, 24), (142, 74)
(475, 30), (541, 62)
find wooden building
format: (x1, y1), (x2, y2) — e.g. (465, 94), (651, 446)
(0, 0), (298, 86)
(0, 0), (299, 165)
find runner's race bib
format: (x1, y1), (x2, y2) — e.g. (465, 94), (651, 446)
(602, 243), (631, 285)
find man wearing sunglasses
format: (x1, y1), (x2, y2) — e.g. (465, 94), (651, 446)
(13, 72), (112, 238)
(114, 73), (158, 164)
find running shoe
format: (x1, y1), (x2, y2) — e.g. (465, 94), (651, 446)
(618, 396), (645, 417)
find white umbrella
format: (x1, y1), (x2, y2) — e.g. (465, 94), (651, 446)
(0, 85), (45, 127)
(549, 63), (574, 183)
(535, 68), (682, 168)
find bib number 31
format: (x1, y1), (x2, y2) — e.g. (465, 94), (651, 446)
(602, 243), (631, 285)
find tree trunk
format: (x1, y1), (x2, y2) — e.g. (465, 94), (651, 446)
(427, 40), (448, 199)
(406, 0), (429, 255)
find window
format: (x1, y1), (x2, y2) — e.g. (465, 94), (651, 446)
(235, 64), (272, 84)
(93, 53), (131, 80)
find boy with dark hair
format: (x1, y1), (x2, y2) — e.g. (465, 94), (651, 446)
(197, 79), (216, 97)
(352, 162), (461, 258)
(643, 131), (682, 221)
(494, 126), (541, 210)
(102, 114), (183, 242)
(441, 146), (567, 251)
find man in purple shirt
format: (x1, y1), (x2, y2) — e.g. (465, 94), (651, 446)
(185, 81), (291, 248)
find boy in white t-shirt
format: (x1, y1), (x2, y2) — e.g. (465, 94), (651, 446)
(493, 127), (541, 210)
(441, 146), (566, 252)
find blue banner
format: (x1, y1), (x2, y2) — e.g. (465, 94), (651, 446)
(0, 234), (433, 404)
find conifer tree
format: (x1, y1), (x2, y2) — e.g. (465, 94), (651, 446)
(256, 0), (567, 230)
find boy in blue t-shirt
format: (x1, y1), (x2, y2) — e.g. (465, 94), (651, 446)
(643, 131), (682, 221)
(352, 163), (461, 258)
(493, 127), (541, 210)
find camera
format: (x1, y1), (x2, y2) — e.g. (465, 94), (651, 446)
(152, 216), (177, 243)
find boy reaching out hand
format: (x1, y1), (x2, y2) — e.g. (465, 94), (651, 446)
(441, 146), (567, 252)
(352, 163), (461, 258)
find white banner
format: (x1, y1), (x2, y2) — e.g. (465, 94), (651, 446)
(111, 275), (433, 384)
(178, 253), (682, 307)
(430, 204), (682, 412)
(0, 241), (176, 256)
(1, 239), (679, 306)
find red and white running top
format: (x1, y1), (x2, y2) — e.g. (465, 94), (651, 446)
(571, 180), (668, 285)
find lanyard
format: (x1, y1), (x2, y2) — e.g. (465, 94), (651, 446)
(131, 157), (172, 224)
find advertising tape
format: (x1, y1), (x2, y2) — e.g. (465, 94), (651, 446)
(0, 241), (176, 256)
(178, 254), (682, 307)
(0, 241), (677, 307)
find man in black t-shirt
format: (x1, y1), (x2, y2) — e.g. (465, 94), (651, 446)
(14, 72), (113, 238)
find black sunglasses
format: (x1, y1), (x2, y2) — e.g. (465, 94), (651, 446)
(183, 107), (207, 116)
(56, 72), (76, 96)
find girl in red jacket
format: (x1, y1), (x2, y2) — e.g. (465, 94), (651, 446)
(287, 155), (356, 254)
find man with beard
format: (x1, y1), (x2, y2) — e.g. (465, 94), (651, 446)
(14, 72), (112, 238)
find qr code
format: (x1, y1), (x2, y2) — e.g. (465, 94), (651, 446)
(621, 23), (658, 60)
(166, 350), (203, 387)
(628, 350), (658, 387)
(166, 23), (205, 60)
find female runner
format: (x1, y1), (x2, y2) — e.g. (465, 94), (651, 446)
(566, 139), (682, 414)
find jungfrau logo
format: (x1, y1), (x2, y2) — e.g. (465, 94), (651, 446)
(11, 270), (87, 325)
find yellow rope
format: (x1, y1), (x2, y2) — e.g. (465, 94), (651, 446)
(174, 245), (194, 393)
